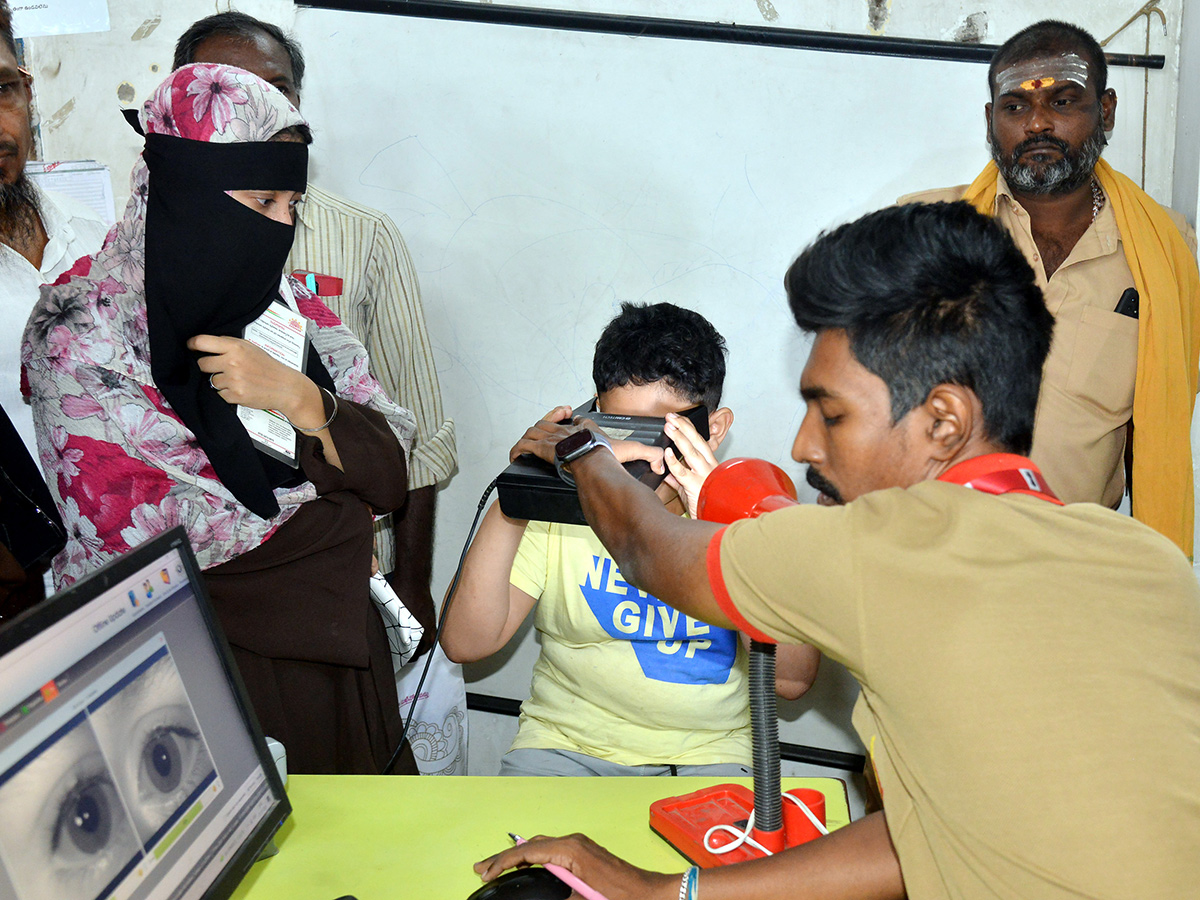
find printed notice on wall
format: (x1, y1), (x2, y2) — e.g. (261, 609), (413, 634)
(26, 160), (116, 224)
(11, 0), (110, 39)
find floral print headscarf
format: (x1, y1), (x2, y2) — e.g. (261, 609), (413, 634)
(116, 62), (309, 294)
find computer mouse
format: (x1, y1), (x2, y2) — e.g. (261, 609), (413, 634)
(465, 867), (571, 900)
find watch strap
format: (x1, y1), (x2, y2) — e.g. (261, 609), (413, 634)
(555, 429), (614, 486)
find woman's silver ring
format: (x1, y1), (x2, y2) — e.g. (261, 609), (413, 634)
(209, 374), (218, 390)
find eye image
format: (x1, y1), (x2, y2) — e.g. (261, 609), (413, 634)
(0, 719), (143, 900)
(88, 653), (218, 847)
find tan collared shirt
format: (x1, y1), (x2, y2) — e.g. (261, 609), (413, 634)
(288, 185), (457, 572)
(901, 177), (1194, 507)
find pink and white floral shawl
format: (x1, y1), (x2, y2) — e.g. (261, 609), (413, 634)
(21, 64), (416, 587)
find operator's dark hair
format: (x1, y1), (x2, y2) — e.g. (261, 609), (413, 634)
(1, 1), (17, 60)
(989, 19), (1107, 96)
(785, 202), (1052, 456)
(173, 11), (305, 91)
(593, 302), (727, 412)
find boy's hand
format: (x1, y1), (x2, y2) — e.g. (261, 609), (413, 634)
(663, 411), (719, 519)
(509, 406), (581, 465)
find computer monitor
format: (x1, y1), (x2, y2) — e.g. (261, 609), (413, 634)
(0, 527), (290, 900)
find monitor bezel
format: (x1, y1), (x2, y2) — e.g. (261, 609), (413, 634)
(0, 525), (292, 900)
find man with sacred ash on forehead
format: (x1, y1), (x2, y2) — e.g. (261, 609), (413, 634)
(902, 19), (1200, 559)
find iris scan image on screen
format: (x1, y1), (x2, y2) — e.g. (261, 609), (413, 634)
(0, 716), (143, 900)
(88, 650), (218, 848)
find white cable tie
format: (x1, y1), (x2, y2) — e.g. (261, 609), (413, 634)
(701, 793), (829, 858)
(703, 808), (774, 857)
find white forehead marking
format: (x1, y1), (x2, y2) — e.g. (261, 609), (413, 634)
(994, 52), (1090, 96)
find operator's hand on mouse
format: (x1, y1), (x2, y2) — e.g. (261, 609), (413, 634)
(474, 834), (676, 900)
(663, 411), (719, 519)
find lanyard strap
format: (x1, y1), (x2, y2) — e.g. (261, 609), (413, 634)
(938, 453), (1063, 505)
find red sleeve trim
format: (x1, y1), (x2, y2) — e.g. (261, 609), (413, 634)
(706, 525), (775, 644)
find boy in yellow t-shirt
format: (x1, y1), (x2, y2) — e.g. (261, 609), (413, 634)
(440, 302), (818, 775)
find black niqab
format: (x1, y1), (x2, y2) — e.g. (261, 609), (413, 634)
(143, 133), (334, 519)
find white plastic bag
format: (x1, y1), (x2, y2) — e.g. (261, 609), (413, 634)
(395, 642), (469, 775)
(369, 571), (424, 667)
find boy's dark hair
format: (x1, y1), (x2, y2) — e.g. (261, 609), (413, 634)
(173, 12), (305, 91)
(593, 302), (727, 412)
(1, 1), (16, 60)
(989, 20), (1107, 96)
(785, 202), (1052, 456)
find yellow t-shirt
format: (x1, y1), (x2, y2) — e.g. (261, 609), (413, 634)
(711, 482), (1200, 899)
(509, 521), (750, 765)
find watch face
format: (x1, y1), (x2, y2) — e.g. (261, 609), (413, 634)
(555, 429), (594, 462)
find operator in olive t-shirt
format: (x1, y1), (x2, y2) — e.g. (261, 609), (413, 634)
(472, 202), (1200, 900)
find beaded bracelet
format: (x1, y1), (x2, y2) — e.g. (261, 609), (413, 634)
(287, 386), (338, 434)
(678, 866), (699, 900)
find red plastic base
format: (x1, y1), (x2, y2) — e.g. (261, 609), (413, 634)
(649, 784), (826, 868)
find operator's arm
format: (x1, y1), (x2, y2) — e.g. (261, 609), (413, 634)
(510, 408), (730, 630)
(439, 499), (538, 663)
(476, 810), (905, 900)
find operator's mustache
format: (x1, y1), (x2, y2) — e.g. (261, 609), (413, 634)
(806, 467), (845, 505)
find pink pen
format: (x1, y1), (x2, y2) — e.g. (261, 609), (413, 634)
(507, 833), (612, 900)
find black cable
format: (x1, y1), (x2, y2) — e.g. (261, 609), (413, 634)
(382, 477), (498, 775)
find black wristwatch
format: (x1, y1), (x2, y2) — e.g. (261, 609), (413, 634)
(554, 428), (614, 486)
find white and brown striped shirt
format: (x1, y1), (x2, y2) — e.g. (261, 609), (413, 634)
(288, 185), (456, 571)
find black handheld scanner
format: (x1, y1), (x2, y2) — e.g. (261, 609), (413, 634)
(496, 402), (710, 525)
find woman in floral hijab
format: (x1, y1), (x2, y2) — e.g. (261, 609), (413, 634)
(22, 64), (419, 775)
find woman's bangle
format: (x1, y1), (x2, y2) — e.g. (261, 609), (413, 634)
(678, 866), (699, 900)
(287, 386), (338, 434)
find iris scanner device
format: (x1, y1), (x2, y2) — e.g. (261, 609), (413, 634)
(496, 401), (710, 525)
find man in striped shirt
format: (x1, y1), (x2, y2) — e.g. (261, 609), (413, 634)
(174, 13), (457, 653)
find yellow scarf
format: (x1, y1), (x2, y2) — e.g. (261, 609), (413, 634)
(962, 160), (1200, 558)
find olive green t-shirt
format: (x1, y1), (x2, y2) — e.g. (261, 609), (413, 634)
(710, 481), (1200, 899)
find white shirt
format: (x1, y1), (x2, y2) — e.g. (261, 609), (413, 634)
(1, 185), (108, 457)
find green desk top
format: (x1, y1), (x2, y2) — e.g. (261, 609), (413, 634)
(231, 775), (849, 899)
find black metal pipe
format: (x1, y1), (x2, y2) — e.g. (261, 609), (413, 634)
(297, 0), (1164, 70)
(778, 742), (866, 773)
(466, 692), (523, 717)
(465, 692), (867, 773)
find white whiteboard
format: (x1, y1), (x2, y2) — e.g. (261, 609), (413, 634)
(293, 6), (1147, 760)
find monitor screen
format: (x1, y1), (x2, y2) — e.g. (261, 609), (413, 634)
(0, 527), (290, 900)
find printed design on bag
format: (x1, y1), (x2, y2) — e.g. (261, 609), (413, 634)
(579, 555), (736, 684)
(408, 708), (467, 776)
